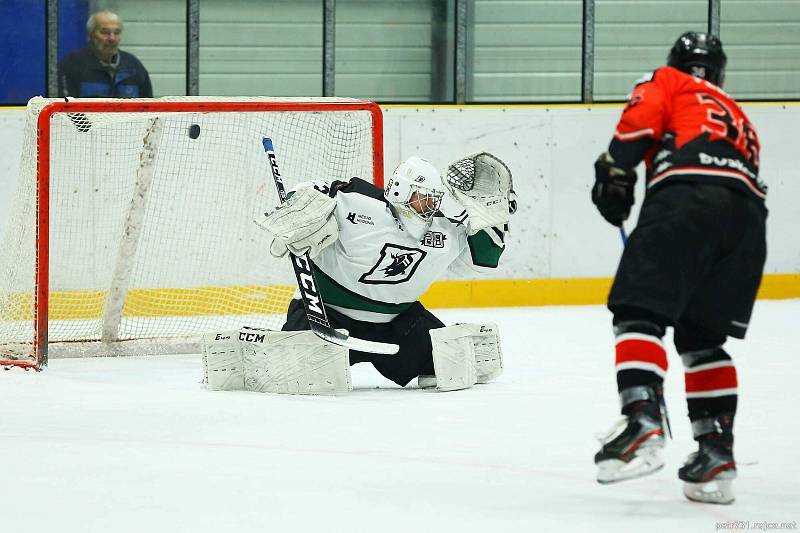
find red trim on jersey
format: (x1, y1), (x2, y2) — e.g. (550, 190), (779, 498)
(684, 366), (738, 393)
(615, 338), (668, 373)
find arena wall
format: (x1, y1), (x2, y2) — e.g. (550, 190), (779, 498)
(0, 102), (796, 307)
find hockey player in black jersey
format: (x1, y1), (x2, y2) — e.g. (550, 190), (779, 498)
(202, 153), (515, 395)
(591, 32), (767, 504)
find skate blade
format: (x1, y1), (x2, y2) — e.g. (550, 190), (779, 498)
(597, 446), (665, 484)
(683, 478), (735, 504)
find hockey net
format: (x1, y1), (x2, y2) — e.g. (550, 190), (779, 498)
(0, 96), (383, 369)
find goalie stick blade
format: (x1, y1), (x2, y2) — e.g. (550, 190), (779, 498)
(310, 322), (399, 355)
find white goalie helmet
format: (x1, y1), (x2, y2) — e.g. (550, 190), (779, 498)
(384, 156), (445, 222)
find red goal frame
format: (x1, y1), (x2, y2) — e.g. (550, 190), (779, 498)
(4, 99), (383, 370)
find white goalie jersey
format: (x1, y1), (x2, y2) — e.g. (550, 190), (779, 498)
(305, 178), (506, 322)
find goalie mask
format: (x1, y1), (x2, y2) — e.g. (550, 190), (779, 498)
(385, 156), (445, 223)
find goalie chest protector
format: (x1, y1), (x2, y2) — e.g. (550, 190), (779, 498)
(310, 178), (471, 313)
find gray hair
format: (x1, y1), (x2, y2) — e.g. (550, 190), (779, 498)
(86, 10), (123, 35)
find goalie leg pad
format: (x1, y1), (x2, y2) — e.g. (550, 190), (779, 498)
(241, 327), (351, 395)
(429, 325), (477, 392)
(468, 322), (503, 383)
(202, 330), (245, 391)
(419, 322), (503, 389)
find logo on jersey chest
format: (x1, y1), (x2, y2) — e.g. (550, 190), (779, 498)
(359, 244), (427, 285)
(421, 231), (446, 248)
(346, 212), (374, 225)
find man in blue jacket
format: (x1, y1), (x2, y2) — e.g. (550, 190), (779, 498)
(58, 10), (153, 98)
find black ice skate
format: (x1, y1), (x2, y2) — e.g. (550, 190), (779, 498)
(595, 385), (668, 484)
(679, 414), (736, 504)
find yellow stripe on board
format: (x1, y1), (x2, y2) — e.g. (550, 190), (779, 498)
(419, 278), (614, 308)
(420, 274), (800, 308)
(1, 275), (797, 321)
(1, 285), (296, 321)
(754, 274), (800, 300)
(122, 285), (296, 318)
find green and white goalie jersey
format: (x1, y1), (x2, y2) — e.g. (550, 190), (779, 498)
(302, 178), (507, 322)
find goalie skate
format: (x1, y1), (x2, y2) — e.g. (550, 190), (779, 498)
(595, 394), (665, 484)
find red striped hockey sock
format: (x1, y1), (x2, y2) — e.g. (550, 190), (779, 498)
(681, 347), (738, 422)
(615, 327), (668, 393)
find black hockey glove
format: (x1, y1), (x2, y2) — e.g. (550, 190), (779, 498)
(592, 152), (637, 227)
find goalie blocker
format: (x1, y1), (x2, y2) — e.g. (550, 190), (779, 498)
(203, 323), (502, 394)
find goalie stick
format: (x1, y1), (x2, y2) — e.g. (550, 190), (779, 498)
(261, 137), (399, 355)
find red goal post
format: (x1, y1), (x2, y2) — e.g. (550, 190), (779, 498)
(0, 97), (384, 370)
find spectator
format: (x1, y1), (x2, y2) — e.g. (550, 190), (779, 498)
(58, 10), (152, 98)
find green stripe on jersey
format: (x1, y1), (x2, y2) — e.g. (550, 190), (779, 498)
(314, 266), (414, 315)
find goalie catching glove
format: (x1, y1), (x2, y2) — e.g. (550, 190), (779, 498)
(254, 183), (338, 259)
(444, 153), (517, 235)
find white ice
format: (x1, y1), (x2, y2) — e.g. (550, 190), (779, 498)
(2, 301), (798, 533)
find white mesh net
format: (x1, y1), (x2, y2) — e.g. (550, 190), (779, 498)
(0, 96), (380, 367)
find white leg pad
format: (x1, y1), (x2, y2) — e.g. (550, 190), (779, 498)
(469, 322), (503, 383)
(420, 322), (503, 389)
(429, 325), (477, 392)
(241, 327), (351, 395)
(202, 330), (245, 391)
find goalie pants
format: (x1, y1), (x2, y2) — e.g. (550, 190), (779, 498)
(282, 299), (442, 387)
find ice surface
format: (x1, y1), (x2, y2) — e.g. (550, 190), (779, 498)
(2, 301), (798, 533)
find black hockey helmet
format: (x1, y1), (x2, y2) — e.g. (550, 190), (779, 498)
(667, 31), (727, 87)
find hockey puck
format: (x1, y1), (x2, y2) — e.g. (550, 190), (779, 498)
(188, 124), (201, 139)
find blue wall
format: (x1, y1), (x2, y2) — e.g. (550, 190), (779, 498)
(0, 0), (88, 104)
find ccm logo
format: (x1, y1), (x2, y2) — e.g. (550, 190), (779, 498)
(294, 254), (324, 317)
(268, 153), (282, 180)
(239, 332), (266, 343)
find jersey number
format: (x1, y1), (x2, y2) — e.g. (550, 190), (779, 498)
(697, 93), (760, 167)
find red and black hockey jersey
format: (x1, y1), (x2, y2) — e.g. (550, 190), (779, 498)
(609, 66), (766, 204)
